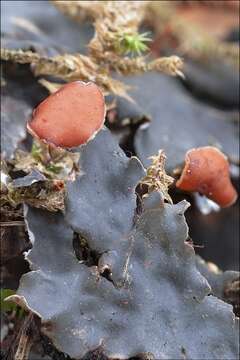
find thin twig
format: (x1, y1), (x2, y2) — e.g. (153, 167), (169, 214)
(0, 221), (25, 227)
(14, 313), (35, 360)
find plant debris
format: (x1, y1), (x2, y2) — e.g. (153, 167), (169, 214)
(12, 139), (79, 180)
(7, 178), (65, 213)
(140, 150), (174, 204)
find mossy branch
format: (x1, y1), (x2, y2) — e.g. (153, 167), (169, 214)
(1, 48), (184, 97)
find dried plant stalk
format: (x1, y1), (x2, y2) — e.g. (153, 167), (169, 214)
(149, 56), (184, 77)
(107, 55), (184, 77)
(1, 48), (184, 97)
(0, 48), (130, 98)
(1, 49), (41, 63)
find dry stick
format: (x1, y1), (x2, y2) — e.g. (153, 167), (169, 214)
(14, 336), (32, 360)
(14, 313), (35, 360)
(3, 313), (36, 360)
(14, 312), (40, 360)
(0, 221), (25, 227)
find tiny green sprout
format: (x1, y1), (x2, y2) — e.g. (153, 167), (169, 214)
(31, 142), (42, 161)
(117, 31), (152, 56)
(45, 163), (62, 174)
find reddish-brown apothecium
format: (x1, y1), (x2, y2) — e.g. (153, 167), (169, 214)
(176, 146), (237, 208)
(28, 81), (105, 148)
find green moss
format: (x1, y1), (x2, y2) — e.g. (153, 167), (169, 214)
(117, 31), (152, 56)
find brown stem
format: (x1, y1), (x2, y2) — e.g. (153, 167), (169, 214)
(14, 313), (36, 360)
